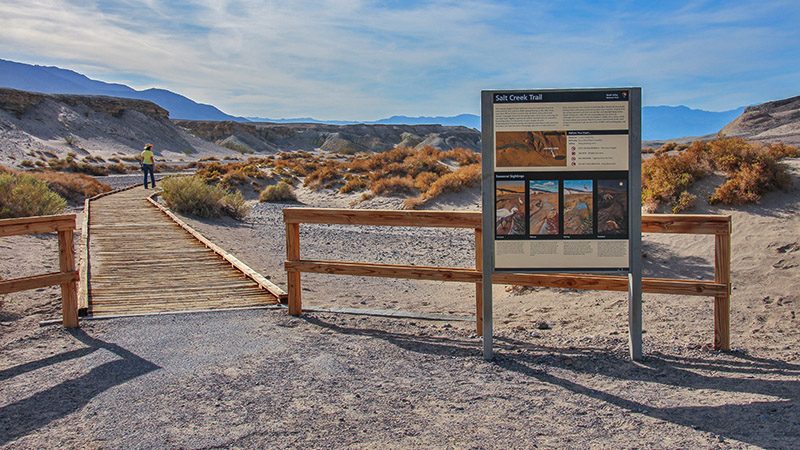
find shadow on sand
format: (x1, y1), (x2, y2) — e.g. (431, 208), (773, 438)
(303, 316), (799, 448)
(0, 330), (159, 445)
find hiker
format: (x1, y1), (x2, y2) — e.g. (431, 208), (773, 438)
(140, 143), (156, 189)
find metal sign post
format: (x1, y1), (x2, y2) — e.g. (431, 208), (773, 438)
(480, 88), (642, 361)
(480, 91), (495, 360)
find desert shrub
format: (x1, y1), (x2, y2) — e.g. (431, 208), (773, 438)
(339, 176), (368, 194)
(403, 163), (481, 209)
(160, 176), (249, 219)
(195, 159), (270, 190)
(20, 160), (34, 168)
(260, 181), (297, 202)
(641, 143), (709, 212)
(108, 162), (128, 174)
(0, 171), (67, 218)
(370, 176), (416, 196)
(672, 191), (697, 213)
(304, 164), (343, 190)
(642, 137), (798, 210)
(220, 190), (251, 219)
(441, 147), (481, 165)
(414, 171), (440, 191)
(31, 171), (112, 203)
(272, 152), (321, 177)
(709, 159), (790, 205)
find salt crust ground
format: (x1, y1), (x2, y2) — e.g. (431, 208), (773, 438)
(1, 160), (798, 448)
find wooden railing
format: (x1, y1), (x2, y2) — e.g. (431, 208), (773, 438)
(284, 208), (732, 350)
(0, 214), (79, 327)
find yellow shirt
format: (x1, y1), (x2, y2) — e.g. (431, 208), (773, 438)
(141, 150), (154, 165)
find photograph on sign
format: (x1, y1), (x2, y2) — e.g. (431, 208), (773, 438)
(490, 90), (634, 272)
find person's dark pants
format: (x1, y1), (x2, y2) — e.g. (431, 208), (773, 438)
(142, 164), (156, 188)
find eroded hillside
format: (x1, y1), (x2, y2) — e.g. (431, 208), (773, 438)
(722, 96), (800, 145)
(174, 120), (480, 154)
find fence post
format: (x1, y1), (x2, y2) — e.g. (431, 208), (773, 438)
(286, 222), (302, 316)
(713, 220), (731, 350)
(474, 228), (483, 336)
(58, 229), (79, 328)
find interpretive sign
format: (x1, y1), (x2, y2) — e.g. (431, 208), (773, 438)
(483, 89), (641, 272)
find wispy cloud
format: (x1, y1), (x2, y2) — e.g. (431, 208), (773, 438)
(0, 0), (798, 118)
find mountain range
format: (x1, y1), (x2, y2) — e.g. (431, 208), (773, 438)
(0, 58), (757, 140)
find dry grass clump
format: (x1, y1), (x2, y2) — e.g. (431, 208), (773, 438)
(642, 143), (708, 212)
(195, 158), (272, 190)
(403, 164), (481, 209)
(259, 181), (297, 202)
(303, 163), (342, 190)
(31, 171), (112, 203)
(160, 176), (250, 219)
(0, 170), (67, 218)
(371, 176), (416, 195)
(46, 155), (111, 176)
(706, 139), (798, 205)
(339, 176), (368, 194)
(642, 137), (798, 212)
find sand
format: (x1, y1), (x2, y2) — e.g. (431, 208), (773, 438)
(1, 158), (798, 448)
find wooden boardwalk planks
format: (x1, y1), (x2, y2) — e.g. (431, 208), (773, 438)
(88, 186), (279, 316)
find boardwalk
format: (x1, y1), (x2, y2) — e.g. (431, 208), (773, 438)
(87, 187), (278, 316)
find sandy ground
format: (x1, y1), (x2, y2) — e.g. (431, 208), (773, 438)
(1, 159), (798, 448)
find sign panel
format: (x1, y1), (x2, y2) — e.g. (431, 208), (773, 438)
(485, 89), (639, 272)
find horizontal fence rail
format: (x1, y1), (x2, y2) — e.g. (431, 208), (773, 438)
(284, 208), (732, 350)
(0, 214), (79, 327)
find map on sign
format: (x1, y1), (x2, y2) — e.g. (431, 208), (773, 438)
(487, 89), (637, 272)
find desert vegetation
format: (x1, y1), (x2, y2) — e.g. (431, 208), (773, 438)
(0, 169), (67, 218)
(0, 165), (111, 215)
(642, 137), (799, 212)
(159, 176), (250, 219)
(190, 146), (481, 209)
(259, 181), (297, 202)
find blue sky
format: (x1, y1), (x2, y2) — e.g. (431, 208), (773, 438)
(1, 0), (798, 119)
(564, 180), (592, 192)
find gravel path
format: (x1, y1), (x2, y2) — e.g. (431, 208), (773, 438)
(2, 309), (798, 448)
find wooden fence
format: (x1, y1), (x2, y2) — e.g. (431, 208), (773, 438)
(284, 208), (732, 350)
(0, 214), (79, 327)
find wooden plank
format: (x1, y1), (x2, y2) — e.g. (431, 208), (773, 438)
(286, 259), (482, 282)
(494, 272), (727, 297)
(286, 260), (726, 296)
(0, 214), (75, 237)
(0, 271), (78, 295)
(147, 196), (287, 300)
(282, 209), (730, 234)
(58, 229), (79, 328)
(284, 208), (481, 228)
(474, 228), (483, 336)
(714, 231), (732, 350)
(641, 214), (731, 235)
(79, 304), (283, 321)
(286, 222), (302, 315)
(78, 198), (90, 313)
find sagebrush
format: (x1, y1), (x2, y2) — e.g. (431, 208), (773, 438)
(160, 176), (250, 219)
(0, 171), (67, 218)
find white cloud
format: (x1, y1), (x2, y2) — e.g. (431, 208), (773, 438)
(0, 0), (798, 117)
